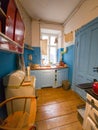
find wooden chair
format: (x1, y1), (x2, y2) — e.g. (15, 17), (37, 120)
(0, 96), (37, 130)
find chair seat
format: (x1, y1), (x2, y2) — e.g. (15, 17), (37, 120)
(3, 111), (29, 128)
(0, 96), (37, 130)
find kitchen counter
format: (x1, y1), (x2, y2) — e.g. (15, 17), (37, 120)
(30, 65), (68, 70)
(31, 67), (68, 89)
(77, 83), (98, 100)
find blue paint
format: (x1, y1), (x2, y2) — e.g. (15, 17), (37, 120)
(0, 51), (18, 78)
(0, 50), (18, 119)
(63, 45), (75, 84)
(24, 47), (41, 67)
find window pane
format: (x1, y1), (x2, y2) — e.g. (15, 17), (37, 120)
(50, 36), (57, 46)
(50, 47), (57, 64)
(41, 35), (48, 40)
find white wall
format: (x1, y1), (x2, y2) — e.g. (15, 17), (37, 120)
(31, 21), (64, 47)
(40, 22), (64, 48)
(64, 0), (98, 34)
(31, 20), (40, 47)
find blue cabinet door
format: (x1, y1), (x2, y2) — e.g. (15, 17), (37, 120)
(73, 29), (90, 100)
(57, 68), (68, 87)
(87, 23), (98, 80)
(31, 70), (41, 89)
(76, 28), (90, 84)
(40, 70), (55, 88)
(31, 70), (55, 88)
(72, 18), (98, 100)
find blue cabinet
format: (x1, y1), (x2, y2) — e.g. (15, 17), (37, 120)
(40, 70), (55, 88)
(72, 17), (98, 100)
(31, 70), (55, 89)
(31, 68), (68, 89)
(31, 70), (41, 88)
(56, 68), (68, 87)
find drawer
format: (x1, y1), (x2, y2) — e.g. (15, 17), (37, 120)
(87, 94), (98, 107)
(86, 117), (98, 130)
(88, 106), (98, 125)
(86, 94), (98, 125)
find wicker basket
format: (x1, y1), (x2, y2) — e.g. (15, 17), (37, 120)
(62, 80), (70, 90)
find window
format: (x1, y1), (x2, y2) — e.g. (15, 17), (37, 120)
(40, 28), (61, 66)
(41, 34), (57, 65)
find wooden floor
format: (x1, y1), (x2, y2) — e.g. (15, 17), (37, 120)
(35, 87), (85, 130)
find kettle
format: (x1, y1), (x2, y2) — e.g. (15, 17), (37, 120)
(92, 79), (98, 95)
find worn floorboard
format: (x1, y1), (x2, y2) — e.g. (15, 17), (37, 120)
(36, 87), (84, 130)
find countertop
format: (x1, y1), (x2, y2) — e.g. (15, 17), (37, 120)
(30, 65), (68, 70)
(77, 83), (98, 100)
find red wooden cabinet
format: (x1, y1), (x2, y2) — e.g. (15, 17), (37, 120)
(14, 9), (25, 53)
(5, 0), (16, 40)
(0, 0), (25, 53)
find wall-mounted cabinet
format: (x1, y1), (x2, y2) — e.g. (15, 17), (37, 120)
(72, 17), (98, 100)
(0, 0), (25, 54)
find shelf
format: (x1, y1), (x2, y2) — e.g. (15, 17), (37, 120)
(0, 7), (7, 19)
(0, 32), (23, 48)
(0, 32), (23, 53)
(24, 44), (33, 50)
(77, 107), (85, 119)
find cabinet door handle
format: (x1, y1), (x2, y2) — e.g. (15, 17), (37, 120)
(91, 99), (94, 107)
(94, 113), (98, 123)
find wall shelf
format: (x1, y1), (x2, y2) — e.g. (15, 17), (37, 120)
(0, 32), (23, 53)
(24, 44), (33, 50)
(0, 7), (7, 19)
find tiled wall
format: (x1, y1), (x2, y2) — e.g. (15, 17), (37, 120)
(0, 51), (18, 118)
(24, 47), (41, 66)
(63, 45), (75, 84)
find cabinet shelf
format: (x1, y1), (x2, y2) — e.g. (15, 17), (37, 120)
(0, 32), (23, 53)
(0, 7), (7, 19)
(0, 32), (23, 48)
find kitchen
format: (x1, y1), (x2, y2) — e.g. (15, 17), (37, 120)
(0, 0), (98, 130)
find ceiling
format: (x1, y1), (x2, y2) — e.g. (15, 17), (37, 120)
(20, 0), (84, 24)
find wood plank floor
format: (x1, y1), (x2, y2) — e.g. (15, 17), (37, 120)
(35, 87), (85, 130)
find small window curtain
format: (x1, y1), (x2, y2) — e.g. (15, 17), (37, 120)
(40, 39), (47, 55)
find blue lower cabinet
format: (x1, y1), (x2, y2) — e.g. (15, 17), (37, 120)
(31, 70), (55, 89)
(56, 68), (68, 87)
(31, 68), (68, 89)
(40, 70), (55, 88)
(30, 70), (41, 89)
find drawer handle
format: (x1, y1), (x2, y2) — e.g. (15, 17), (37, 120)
(91, 99), (94, 106)
(94, 113), (98, 123)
